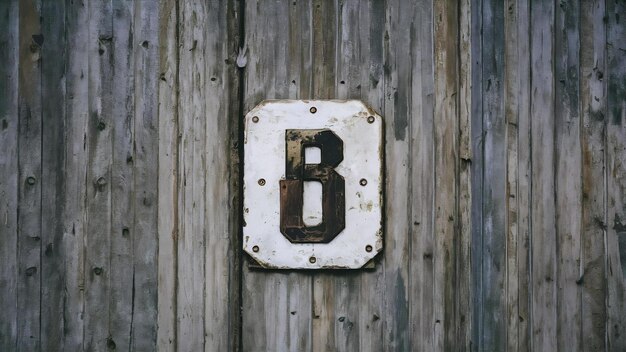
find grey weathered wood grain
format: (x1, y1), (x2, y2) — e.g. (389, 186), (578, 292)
(62, 1), (90, 349)
(176, 2), (208, 350)
(457, 0), (473, 349)
(530, 1), (558, 350)
(503, 0), (532, 350)
(0, 1), (19, 350)
(130, 2), (160, 349)
(554, 1), (583, 350)
(433, 1), (461, 349)
(3, 1), (626, 350)
(580, 0), (608, 350)
(83, 0), (114, 349)
(382, 0), (419, 350)
(202, 0), (241, 350)
(480, 0), (506, 349)
(109, 2), (136, 350)
(504, 0), (520, 350)
(402, 0), (437, 350)
(470, 0), (484, 348)
(606, 0), (626, 349)
(40, 0), (67, 350)
(17, 0), (42, 350)
(513, 2), (532, 350)
(157, 0), (179, 350)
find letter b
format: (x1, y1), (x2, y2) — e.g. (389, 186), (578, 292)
(279, 129), (345, 243)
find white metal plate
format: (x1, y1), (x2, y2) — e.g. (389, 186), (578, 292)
(243, 100), (384, 269)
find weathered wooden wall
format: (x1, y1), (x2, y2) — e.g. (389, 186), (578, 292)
(471, 0), (626, 350)
(0, 0), (625, 351)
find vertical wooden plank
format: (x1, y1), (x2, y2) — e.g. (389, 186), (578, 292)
(554, 1), (583, 350)
(62, 1), (89, 349)
(457, 0), (473, 348)
(242, 1), (314, 351)
(514, 1), (532, 350)
(40, 0), (66, 349)
(108, 1), (135, 350)
(433, 0), (460, 349)
(176, 1), (207, 350)
(382, 0), (423, 350)
(504, 0), (532, 350)
(83, 0), (113, 349)
(504, 0), (520, 349)
(382, 0), (412, 349)
(0, 1), (19, 349)
(606, 0), (626, 349)
(580, 0), (608, 350)
(157, 0), (179, 350)
(16, 0), (42, 350)
(131, 1), (160, 349)
(203, 0), (241, 350)
(470, 0), (484, 348)
(530, 1), (557, 350)
(480, 0), (506, 349)
(410, 0), (438, 350)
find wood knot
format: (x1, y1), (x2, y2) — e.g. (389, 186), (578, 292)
(107, 337), (116, 350)
(25, 267), (37, 276)
(26, 176), (36, 186)
(93, 267), (103, 275)
(95, 177), (107, 191)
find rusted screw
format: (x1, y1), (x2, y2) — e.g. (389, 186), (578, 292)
(365, 245), (373, 252)
(258, 178), (266, 186)
(252, 116), (259, 123)
(310, 107), (317, 114)
(309, 256), (317, 264)
(26, 176), (36, 185)
(252, 245), (259, 253)
(367, 116), (375, 123)
(359, 178), (368, 186)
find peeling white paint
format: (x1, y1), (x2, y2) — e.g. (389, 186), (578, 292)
(243, 100), (384, 269)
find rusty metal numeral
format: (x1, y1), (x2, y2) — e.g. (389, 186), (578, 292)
(279, 129), (346, 243)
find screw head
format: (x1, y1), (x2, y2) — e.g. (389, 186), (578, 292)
(252, 116), (259, 123)
(367, 116), (375, 123)
(26, 176), (36, 185)
(310, 107), (317, 114)
(365, 245), (373, 252)
(309, 256), (317, 264)
(252, 245), (259, 253)
(359, 178), (368, 186)
(258, 178), (266, 186)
